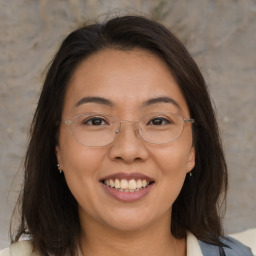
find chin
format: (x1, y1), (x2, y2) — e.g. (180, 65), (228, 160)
(108, 219), (151, 232)
(100, 208), (159, 232)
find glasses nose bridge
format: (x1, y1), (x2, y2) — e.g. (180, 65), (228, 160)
(120, 119), (139, 125)
(116, 119), (140, 134)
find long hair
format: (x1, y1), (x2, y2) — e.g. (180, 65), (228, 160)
(12, 15), (228, 255)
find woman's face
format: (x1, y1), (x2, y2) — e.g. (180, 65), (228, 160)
(56, 49), (195, 232)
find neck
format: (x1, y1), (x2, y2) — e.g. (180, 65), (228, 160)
(79, 212), (186, 256)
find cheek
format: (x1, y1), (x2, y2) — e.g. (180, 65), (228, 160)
(157, 146), (188, 192)
(58, 127), (104, 173)
(62, 145), (103, 175)
(151, 143), (190, 176)
(148, 139), (192, 206)
(59, 143), (108, 216)
(57, 132), (106, 196)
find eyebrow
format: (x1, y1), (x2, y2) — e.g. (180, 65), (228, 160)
(142, 96), (181, 110)
(75, 96), (181, 110)
(75, 96), (113, 107)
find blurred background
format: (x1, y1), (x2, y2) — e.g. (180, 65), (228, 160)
(0, 0), (255, 249)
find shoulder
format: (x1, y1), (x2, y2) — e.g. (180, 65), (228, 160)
(229, 228), (256, 256)
(0, 248), (10, 256)
(222, 236), (254, 256)
(0, 241), (40, 256)
(198, 231), (255, 256)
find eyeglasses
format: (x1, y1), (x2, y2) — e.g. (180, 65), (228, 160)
(63, 112), (195, 147)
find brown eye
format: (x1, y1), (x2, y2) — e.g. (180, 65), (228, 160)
(148, 117), (172, 125)
(83, 117), (108, 126)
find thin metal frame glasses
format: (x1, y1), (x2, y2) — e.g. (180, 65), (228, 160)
(63, 112), (195, 147)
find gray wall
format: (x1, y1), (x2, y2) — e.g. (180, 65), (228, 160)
(0, 0), (255, 249)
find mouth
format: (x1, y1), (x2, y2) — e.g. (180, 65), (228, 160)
(99, 173), (155, 199)
(100, 178), (154, 192)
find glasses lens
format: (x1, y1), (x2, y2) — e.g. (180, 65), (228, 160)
(69, 112), (185, 146)
(139, 113), (184, 144)
(71, 114), (119, 147)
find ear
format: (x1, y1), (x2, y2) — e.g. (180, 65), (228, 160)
(186, 146), (195, 173)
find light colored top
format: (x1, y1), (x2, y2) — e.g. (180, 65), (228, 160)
(0, 232), (203, 256)
(186, 231), (203, 256)
(1, 229), (255, 256)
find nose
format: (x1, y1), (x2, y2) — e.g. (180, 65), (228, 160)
(108, 121), (149, 163)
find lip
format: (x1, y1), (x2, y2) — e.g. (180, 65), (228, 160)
(99, 172), (155, 202)
(101, 182), (154, 202)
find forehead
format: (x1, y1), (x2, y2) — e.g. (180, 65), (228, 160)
(63, 48), (190, 116)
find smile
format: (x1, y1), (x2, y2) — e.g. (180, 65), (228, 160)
(100, 173), (155, 202)
(103, 178), (151, 192)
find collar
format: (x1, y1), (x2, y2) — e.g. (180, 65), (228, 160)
(77, 232), (203, 256)
(186, 231), (203, 256)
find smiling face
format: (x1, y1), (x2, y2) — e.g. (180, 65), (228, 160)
(56, 48), (195, 233)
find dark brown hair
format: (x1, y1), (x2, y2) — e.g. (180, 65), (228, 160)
(12, 15), (228, 255)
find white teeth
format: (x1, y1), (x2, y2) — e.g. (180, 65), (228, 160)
(115, 179), (120, 189)
(128, 179), (137, 190)
(110, 179), (115, 188)
(142, 179), (147, 187)
(120, 179), (128, 189)
(104, 178), (151, 192)
(136, 179), (142, 188)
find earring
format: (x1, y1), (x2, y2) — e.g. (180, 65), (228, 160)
(57, 163), (62, 173)
(188, 163), (193, 176)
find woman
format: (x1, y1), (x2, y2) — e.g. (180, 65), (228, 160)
(1, 15), (253, 256)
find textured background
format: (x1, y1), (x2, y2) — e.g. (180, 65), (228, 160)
(0, 0), (255, 249)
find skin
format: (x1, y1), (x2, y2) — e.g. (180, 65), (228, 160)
(56, 49), (195, 256)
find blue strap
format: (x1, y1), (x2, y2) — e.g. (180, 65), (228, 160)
(198, 236), (253, 256)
